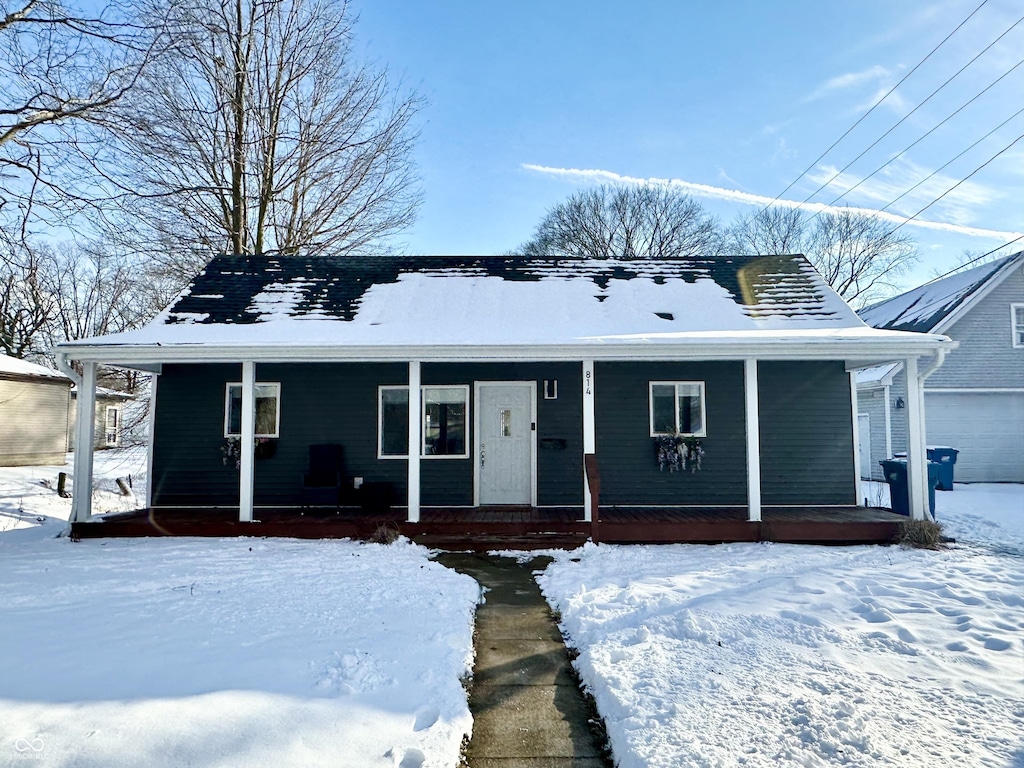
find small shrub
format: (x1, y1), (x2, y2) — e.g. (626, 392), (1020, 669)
(894, 518), (945, 550)
(368, 522), (401, 545)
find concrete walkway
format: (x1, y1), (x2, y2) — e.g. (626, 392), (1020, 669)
(436, 553), (610, 768)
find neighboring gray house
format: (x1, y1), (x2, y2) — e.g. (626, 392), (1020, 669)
(858, 250), (1024, 483)
(0, 354), (73, 466)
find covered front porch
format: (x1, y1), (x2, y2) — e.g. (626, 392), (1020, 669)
(70, 504), (908, 549)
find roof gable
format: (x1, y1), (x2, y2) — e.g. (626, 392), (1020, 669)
(859, 251), (1024, 333)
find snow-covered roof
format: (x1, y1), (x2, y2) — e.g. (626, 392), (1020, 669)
(57, 254), (953, 363)
(859, 251), (1024, 333)
(0, 354), (70, 382)
(856, 361), (902, 387)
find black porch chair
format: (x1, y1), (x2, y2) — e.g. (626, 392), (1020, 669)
(301, 444), (345, 508)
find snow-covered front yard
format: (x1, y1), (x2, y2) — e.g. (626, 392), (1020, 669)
(3, 451), (1023, 767)
(539, 486), (1024, 767)
(0, 452), (479, 768)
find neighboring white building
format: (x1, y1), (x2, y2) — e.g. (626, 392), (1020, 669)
(858, 251), (1024, 483)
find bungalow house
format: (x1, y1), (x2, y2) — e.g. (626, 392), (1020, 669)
(55, 253), (953, 541)
(858, 251), (1024, 483)
(0, 354), (73, 466)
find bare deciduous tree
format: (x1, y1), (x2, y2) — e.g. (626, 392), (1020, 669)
(519, 184), (721, 260)
(728, 207), (917, 306)
(0, 1), (161, 241)
(102, 0), (422, 283)
(0, 242), (54, 357)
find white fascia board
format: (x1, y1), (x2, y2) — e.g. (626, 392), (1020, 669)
(931, 257), (1023, 334)
(57, 335), (955, 367)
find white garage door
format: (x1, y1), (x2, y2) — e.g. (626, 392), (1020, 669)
(925, 392), (1024, 482)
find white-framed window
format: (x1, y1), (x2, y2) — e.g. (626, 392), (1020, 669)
(378, 384), (470, 459)
(224, 382), (281, 438)
(1012, 303), (1024, 348)
(649, 381), (707, 437)
(104, 405), (121, 448)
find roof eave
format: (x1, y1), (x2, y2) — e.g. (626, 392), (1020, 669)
(55, 335), (956, 367)
(930, 254), (1023, 334)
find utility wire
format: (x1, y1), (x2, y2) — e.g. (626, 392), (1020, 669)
(800, 21), (1024, 211)
(922, 234), (1024, 284)
(807, 57), (1024, 219)
(882, 132), (1024, 237)
(763, 0), (990, 210)
(877, 108), (1024, 214)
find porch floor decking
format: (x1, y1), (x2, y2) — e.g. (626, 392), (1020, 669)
(70, 505), (907, 548)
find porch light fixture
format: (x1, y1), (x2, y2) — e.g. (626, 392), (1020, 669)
(894, 396), (905, 409)
(544, 380), (558, 400)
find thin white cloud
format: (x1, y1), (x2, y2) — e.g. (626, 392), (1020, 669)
(803, 65), (891, 102)
(521, 164), (1023, 241)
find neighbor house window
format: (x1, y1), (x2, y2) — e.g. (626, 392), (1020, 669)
(378, 385), (470, 458)
(104, 406), (120, 448)
(1013, 303), (1024, 348)
(225, 383), (280, 438)
(649, 381), (706, 437)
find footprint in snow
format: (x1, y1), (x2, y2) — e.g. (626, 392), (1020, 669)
(413, 705), (439, 732)
(983, 637), (1012, 651)
(399, 748), (425, 768)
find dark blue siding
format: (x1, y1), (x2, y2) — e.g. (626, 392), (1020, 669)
(594, 362), (748, 505)
(150, 359), (855, 509)
(758, 361), (856, 505)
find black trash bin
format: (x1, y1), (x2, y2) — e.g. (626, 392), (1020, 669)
(879, 458), (939, 516)
(926, 447), (959, 490)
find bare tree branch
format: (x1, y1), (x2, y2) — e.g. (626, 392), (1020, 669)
(98, 0), (422, 284)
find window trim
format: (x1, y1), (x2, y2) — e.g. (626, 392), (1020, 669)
(224, 382), (281, 438)
(104, 405), (121, 448)
(378, 384), (471, 460)
(1012, 303), (1024, 348)
(649, 380), (707, 438)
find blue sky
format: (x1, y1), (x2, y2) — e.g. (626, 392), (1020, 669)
(354, 0), (1023, 288)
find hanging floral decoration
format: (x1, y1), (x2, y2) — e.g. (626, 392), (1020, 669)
(655, 431), (705, 473)
(222, 437), (276, 469)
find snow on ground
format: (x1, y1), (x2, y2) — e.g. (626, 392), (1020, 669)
(540, 485), (1024, 768)
(0, 452), (480, 768)
(0, 447), (148, 537)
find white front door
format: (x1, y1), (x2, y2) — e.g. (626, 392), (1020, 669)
(476, 383), (534, 505)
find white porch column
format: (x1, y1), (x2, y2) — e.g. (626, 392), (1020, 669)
(239, 361), (256, 523)
(743, 359), (762, 522)
(407, 361), (422, 523)
(904, 356), (928, 520)
(71, 362), (97, 523)
(850, 371), (863, 506)
(582, 360), (596, 522)
(145, 374), (159, 508)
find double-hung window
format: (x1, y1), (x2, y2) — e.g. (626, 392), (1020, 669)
(379, 385), (469, 458)
(224, 382), (281, 438)
(1012, 303), (1024, 348)
(649, 381), (706, 437)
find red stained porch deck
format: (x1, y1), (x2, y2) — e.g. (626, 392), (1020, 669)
(70, 505), (907, 549)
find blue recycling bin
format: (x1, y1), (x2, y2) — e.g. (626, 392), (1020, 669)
(879, 458), (939, 516)
(926, 447), (959, 490)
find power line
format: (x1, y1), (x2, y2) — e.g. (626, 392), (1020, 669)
(877, 108), (1024, 214)
(808, 57), (1024, 217)
(799, 19), (1024, 211)
(763, 0), (990, 210)
(882, 132), (1024, 237)
(923, 234), (1024, 283)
